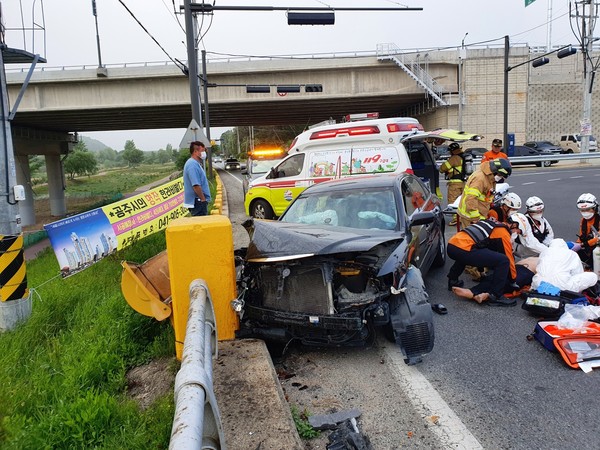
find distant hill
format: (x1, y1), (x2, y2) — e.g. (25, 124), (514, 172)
(80, 135), (109, 152)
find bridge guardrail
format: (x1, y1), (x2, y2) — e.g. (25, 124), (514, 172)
(169, 279), (225, 450)
(477, 152), (600, 166)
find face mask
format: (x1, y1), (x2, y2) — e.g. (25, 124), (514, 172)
(200, 151), (207, 161)
(530, 213), (543, 220)
(494, 175), (505, 183)
(581, 211), (594, 220)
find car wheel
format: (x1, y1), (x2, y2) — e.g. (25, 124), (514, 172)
(432, 228), (447, 268)
(566, 149), (574, 154)
(542, 160), (551, 167)
(251, 199), (274, 220)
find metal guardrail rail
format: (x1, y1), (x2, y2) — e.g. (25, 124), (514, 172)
(477, 151), (600, 166)
(169, 279), (225, 450)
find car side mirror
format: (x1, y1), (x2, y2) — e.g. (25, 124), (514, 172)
(409, 211), (435, 227)
(268, 167), (277, 179)
(241, 169), (248, 175)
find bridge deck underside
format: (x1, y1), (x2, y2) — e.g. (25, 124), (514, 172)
(11, 93), (430, 131)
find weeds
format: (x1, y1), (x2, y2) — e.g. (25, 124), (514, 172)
(290, 405), (320, 439)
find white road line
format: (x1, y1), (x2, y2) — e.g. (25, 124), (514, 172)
(570, 176), (584, 179)
(547, 178), (561, 182)
(521, 182), (536, 185)
(219, 170), (243, 184)
(383, 346), (483, 449)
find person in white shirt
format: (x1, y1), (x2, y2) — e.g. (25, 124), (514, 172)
(510, 212), (548, 258)
(524, 196), (554, 246)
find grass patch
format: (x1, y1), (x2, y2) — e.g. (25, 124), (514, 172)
(290, 405), (320, 439)
(0, 232), (175, 449)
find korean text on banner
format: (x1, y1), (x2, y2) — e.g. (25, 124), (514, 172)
(44, 177), (187, 277)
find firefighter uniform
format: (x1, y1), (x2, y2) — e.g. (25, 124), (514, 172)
(457, 160), (495, 230)
(439, 144), (466, 226)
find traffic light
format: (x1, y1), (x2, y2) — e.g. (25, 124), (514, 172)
(277, 85), (301, 93)
(532, 57), (549, 68)
(246, 85), (270, 93)
(287, 12), (335, 25)
(557, 46), (577, 59)
(305, 84), (323, 92)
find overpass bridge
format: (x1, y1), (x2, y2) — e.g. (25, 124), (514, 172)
(6, 47), (458, 132)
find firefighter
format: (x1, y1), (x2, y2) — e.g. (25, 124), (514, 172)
(481, 138), (508, 162)
(575, 193), (600, 268)
(446, 217), (520, 306)
(524, 196), (554, 246)
(488, 192), (522, 224)
(457, 158), (512, 230)
(439, 142), (468, 226)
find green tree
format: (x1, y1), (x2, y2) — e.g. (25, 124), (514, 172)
(63, 146), (99, 180)
(174, 148), (190, 171)
(156, 148), (172, 164)
(121, 140), (144, 167)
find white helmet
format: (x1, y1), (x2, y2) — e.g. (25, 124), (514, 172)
(576, 193), (598, 210)
(508, 212), (528, 234)
(502, 192), (522, 210)
(525, 196), (545, 213)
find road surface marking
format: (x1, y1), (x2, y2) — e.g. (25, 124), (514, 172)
(220, 170), (243, 184)
(569, 176), (584, 179)
(383, 346), (483, 449)
(521, 182), (536, 185)
(547, 178), (561, 181)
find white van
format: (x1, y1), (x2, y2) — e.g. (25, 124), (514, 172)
(244, 116), (440, 219)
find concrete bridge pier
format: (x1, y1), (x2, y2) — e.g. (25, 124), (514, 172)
(15, 154), (35, 226)
(45, 154), (66, 217)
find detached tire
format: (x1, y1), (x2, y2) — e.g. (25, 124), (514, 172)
(251, 199), (275, 220)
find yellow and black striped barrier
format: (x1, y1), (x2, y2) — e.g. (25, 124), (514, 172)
(0, 234), (28, 302)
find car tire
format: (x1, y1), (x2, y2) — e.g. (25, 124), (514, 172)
(542, 160), (551, 167)
(566, 149), (574, 154)
(251, 199), (275, 220)
(432, 227), (447, 268)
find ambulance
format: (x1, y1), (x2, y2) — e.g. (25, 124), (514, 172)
(244, 113), (441, 220)
(242, 147), (287, 195)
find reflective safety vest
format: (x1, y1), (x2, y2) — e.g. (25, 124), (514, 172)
(526, 215), (549, 244)
(458, 185), (493, 220)
(463, 219), (500, 245)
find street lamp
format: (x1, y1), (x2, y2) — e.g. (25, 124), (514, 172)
(503, 36), (577, 153)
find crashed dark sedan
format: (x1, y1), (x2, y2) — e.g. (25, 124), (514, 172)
(234, 173), (446, 364)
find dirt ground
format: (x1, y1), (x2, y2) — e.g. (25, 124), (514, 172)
(126, 357), (177, 409)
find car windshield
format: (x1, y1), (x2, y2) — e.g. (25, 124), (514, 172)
(281, 187), (399, 230)
(251, 158), (284, 175)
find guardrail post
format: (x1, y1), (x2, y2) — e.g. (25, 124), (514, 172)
(166, 215), (238, 359)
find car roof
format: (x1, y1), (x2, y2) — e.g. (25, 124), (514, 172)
(298, 173), (405, 195)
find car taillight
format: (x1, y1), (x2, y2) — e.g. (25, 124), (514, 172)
(387, 123), (424, 133)
(310, 126), (380, 140)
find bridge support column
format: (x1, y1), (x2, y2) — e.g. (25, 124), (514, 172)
(45, 154), (66, 216)
(15, 154), (35, 226)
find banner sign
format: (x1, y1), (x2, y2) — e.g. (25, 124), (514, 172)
(44, 177), (187, 277)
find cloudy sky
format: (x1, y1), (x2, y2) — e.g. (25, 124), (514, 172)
(3, 0), (581, 151)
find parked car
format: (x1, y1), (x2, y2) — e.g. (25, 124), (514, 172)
(523, 141), (563, 155)
(511, 145), (558, 167)
(235, 173), (444, 364)
(559, 134), (598, 153)
(213, 156), (223, 164)
(224, 158), (241, 170)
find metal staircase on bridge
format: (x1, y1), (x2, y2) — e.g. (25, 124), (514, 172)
(377, 43), (449, 113)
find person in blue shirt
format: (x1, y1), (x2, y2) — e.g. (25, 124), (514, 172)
(183, 141), (211, 216)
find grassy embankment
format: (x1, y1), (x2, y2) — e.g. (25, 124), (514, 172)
(1, 164), (218, 448)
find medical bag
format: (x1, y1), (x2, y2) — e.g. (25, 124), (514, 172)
(521, 290), (588, 319)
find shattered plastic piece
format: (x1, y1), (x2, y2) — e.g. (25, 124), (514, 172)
(326, 419), (373, 450)
(308, 408), (362, 430)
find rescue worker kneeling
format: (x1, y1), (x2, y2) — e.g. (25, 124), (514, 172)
(446, 218), (521, 306)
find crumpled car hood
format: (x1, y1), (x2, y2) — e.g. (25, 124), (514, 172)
(243, 219), (403, 261)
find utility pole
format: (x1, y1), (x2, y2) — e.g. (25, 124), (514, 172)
(579, 0), (596, 154)
(91, 0), (106, 77)
(183, 0), (203, 129)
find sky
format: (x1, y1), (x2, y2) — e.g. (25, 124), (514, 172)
(3, 0), (582, 151)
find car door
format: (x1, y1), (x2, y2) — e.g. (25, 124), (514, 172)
(400, 175), (439, 271)
(404, 140), (441, 200)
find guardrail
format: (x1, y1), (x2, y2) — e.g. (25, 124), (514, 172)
(169, 279), (225, 450)
(475, 151), (600, 166)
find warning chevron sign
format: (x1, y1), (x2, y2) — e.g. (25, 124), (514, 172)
(0, 234), (28, 302)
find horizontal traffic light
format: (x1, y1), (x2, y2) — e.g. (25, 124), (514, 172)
(288, 12), (335, 25)
(277, 85), (301, 93)
(557, 46), (577, 59)
(246, 85), (270, 93)
(305, 84), (323, 92)
(532, 57), (549, 68)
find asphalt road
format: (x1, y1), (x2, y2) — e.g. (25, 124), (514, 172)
(218, 163), (600, 449)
